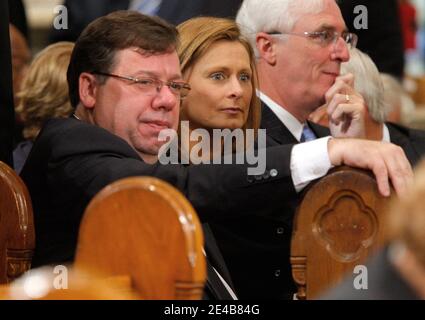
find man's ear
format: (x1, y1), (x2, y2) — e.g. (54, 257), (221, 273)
(79, 72), (98, 109)
(256, 32), (278, 66)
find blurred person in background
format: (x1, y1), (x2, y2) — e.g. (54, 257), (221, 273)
(9, 23), (31, 146)
(13, 42), (74, 173)
(380, 73), (416, 125)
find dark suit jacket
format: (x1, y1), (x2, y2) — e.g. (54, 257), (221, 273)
(0, 0), (14, 166)
(21, 117), (296, 299)
(387, 122), (425, 167)
(208, 103), (330, 300)
(50, 0), (243, 42)
(246, 103), (424, 299)
(203, 223), (236, 300)
(260, 102), (330, 146)
(321, 245), (419, 300)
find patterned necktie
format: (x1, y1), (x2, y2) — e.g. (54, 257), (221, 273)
(300, 124), (317, 142)
(131, 0), (162, 16)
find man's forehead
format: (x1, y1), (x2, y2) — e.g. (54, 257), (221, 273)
(113, 47), (182, 78)
(293, 8), (347, 32)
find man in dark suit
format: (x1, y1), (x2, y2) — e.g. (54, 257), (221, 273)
(218, 0), (374, 299)
(0, 0), (14, 167)
(50, 0), (243, 42)
(21, 10), (411, 301)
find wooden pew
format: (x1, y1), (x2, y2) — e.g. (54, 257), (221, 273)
(0, 161), (35, 284)
(0, 266), (138, 300)
(73, 176), (206, 300)
(291, 166), (391, 299)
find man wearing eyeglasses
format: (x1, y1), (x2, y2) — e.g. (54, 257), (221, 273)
(237, 0), (364, 142)
(21, 10), (238, 300)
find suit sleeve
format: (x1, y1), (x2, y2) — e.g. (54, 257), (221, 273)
(43, 121), (297, 223)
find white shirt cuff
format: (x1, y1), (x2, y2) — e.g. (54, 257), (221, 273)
(291, 136), (333, 192)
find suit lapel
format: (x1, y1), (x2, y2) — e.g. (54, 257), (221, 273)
(202, 224), (235, 290)
(260, 101), (298, 144)
(260, 101), (330, 144)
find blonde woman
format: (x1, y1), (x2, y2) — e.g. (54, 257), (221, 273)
(177, 17), (261, 299)
(177, 16), (261, 162)
(13, 42), (74, 173)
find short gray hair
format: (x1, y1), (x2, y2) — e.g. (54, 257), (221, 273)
(236, 0), (325, 56)
(340, 48), (387, 123)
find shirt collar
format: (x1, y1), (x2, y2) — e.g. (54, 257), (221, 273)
(383, 124), (391, 142)
(258, 90), (305, 141)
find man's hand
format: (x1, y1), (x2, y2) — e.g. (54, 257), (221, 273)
(328, 138), (413, 197)
(325, 73), (366, 138)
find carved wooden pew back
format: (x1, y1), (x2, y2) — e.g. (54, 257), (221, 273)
(291, 166), (391, 299)
(74, 176), (206, 299)
(0, 161), (35, 284)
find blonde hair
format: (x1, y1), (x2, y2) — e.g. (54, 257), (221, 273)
(16, 42), (74, 140)
(388, 159), (425, 268)
(177, 16), (261, 134)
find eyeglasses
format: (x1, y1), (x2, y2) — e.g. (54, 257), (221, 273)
(268, 30), (358, 49)
(93, 72), (191, 98)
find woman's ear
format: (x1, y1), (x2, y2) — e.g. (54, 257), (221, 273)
(79, 72), (98, 109)
(256, 32), (278, 66)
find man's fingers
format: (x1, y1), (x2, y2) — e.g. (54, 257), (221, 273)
(337, 73), (354, 86)
(371, 161), (390, 197)
(325, 74), (355, 103)
(329, 103), (359, 123)
(335, 139), (413, 198)
(327, 93), (349, 116)
(382, 145), (413, 198)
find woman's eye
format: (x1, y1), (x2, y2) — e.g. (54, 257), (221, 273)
(210, 73), (225, 80)
(240, 73), (251, 82)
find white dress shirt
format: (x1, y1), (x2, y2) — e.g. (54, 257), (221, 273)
(258, 91), (333, 192)
(383, 124), (391, 143)
(202, 249), (238, 300)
